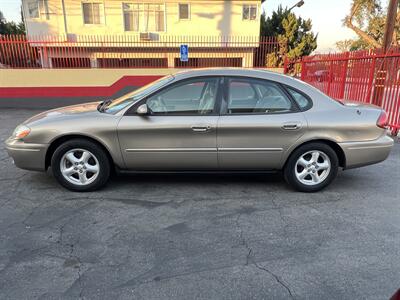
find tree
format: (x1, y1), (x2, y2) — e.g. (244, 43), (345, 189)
(336, 39), (370, 51)
(340, 0), (400, 50)
(0, 10), (29, 68)
(0, 10), (25, 35)
(261, 5), (317, 70)
(335, 39), (355, 52)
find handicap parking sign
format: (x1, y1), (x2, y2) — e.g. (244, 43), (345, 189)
(180, 45), (189, 62)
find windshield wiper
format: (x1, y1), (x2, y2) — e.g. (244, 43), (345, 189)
(97, 99), (113, 112)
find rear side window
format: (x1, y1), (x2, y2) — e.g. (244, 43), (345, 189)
(227, 78), (294, 114)
(229, 81), (256, 102)
(286, 87), (312, 110)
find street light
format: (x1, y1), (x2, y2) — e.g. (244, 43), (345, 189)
(288, 0), (305, 12)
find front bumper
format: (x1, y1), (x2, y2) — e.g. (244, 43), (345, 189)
(339, 134), (394, 169)
(5, 138), (48, 171)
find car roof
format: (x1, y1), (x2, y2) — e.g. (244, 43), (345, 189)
(172, 68), (293, 83)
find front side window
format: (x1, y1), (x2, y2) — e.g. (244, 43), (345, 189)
(227, 78), (293, 114)
(179, 4), (190, 20)
(243, 4), (257, 20)
(82, 2), (103, 24)
(145, 78), (219, 115)
(27, 0), (40, 18)
(123, 3), (165, 32)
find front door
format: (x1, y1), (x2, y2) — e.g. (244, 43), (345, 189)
(217, 77), (307, 170)
(118, 77), (221, 170)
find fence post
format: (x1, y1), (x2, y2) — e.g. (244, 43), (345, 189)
(283, 56), (289, 74)
(300, 57), (306, 81)
(339, 52), (350, 100)
(372, 49), (386, 106)
(40, 46), (50, 68)
(327, 58), (333, 95)
(366, 54), (377, 103)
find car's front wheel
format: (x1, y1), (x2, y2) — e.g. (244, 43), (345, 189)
(51, 139), (110, 192)
(284, 143), (339, 192)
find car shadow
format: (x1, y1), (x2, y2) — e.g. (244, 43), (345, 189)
(108, 172), (284, 187)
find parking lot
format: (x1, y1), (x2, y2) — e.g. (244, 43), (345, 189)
(0, 108), (399, 300)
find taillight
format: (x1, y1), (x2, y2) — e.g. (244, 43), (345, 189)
(376, 111), (389, 129)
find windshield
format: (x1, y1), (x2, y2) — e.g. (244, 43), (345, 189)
(104, 75), (174, 113)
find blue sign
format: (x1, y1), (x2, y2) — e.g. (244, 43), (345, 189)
(180, 45), (189, 62)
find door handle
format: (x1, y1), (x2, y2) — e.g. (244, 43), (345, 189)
(282, 123), (301, 130)
(191, 125), (212, 132)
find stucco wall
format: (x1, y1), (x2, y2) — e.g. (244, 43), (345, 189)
(23, 0), (261, 37)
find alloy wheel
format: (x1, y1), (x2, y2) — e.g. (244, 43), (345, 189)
(295, 150), (331, 186)
(60, 148), (100, 186)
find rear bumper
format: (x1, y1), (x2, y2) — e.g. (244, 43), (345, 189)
(5, 138), (48, 171)
(339, 134), (394, 169)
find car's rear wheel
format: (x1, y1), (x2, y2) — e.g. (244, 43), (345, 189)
(51, 139), (110, 192)
(284, 143), (338, 192)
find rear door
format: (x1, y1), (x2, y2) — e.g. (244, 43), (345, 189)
(118, 76), (222, 170)
(217, 77), (307, 170)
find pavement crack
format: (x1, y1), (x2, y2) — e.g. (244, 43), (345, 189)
(252, 261), (294, 299)
(57, 224), (85, 299)
(235, 213), (253, 266)
(70, 243), (85, 299)
(235, 211), (295, 299)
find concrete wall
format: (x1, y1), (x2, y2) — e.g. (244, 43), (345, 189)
(0, 69), (172, 87)
(23, 0), (261, 37)
(0, 69), (168, 108)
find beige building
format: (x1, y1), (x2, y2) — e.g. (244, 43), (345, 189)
(21, 0), (263, 68)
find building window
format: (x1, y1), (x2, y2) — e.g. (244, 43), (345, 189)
(27, 0), (40, 18)
(123, 3), (140, 31)
(179, 4), (190, 20)
(82, 2), (103, 24)
(243, 4), (257, 20)
(123, 3), (165, 32)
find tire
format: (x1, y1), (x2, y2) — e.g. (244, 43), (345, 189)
(51, 139), (110, 192)
(284, 143), (339, 192)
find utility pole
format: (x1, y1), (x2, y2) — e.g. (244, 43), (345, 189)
(372, 0), (399, 106)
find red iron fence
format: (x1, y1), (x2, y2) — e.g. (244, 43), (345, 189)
(301, 49), (400, 133)
(0, 35), (279, 69)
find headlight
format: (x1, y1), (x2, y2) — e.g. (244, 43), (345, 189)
(13, 125), (31, 140)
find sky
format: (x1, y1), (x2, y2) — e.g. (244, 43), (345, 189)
(0, 0), (21, 23)
(262, 0), (357, 52)
(0, 0), (357, 53)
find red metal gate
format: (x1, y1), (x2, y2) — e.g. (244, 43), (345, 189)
(301, 49), (400, 134)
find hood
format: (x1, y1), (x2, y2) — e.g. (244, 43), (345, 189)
(24, 101), (101, 125)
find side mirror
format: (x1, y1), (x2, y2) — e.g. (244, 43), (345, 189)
(136, 103), (149, 115)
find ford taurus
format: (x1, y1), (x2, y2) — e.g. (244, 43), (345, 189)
(5, 69), (394, 192)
